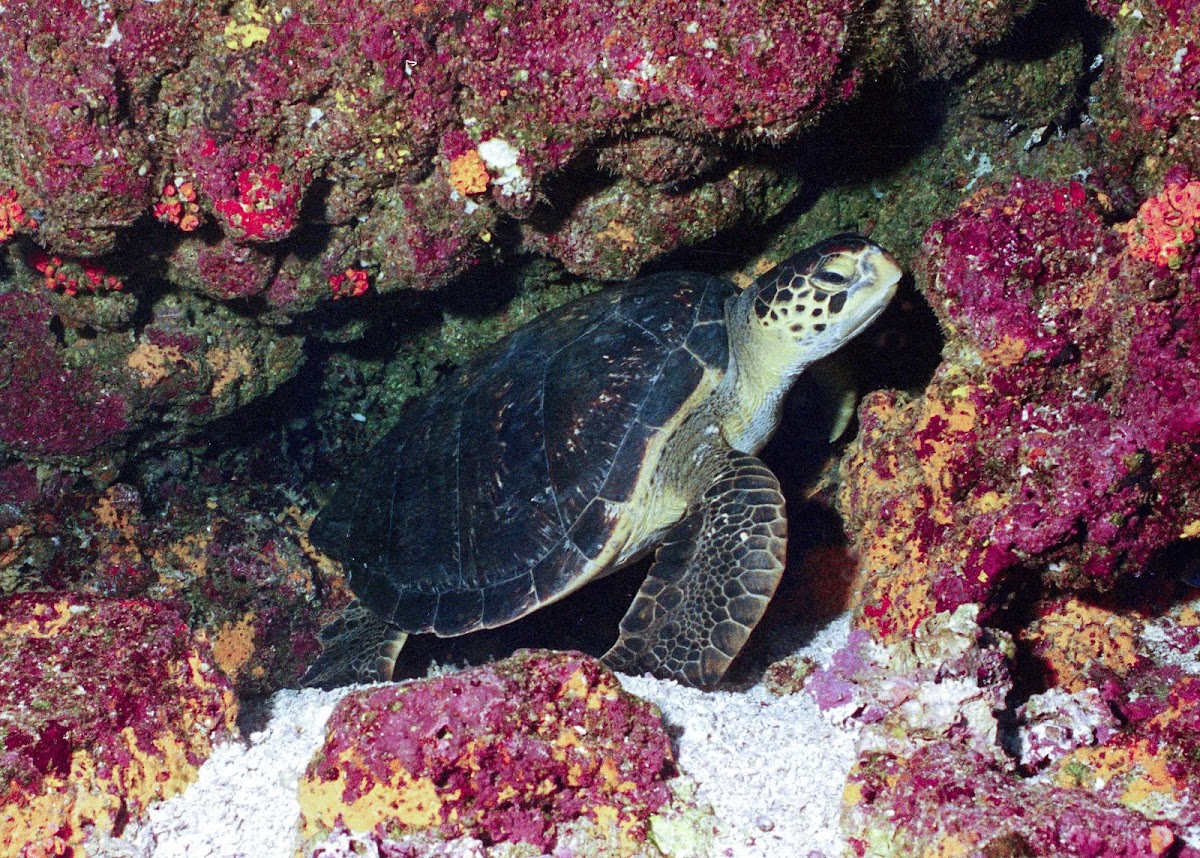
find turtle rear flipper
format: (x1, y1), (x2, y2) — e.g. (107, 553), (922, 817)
(302, 598), (408, 688)
(603, 452), (786, 688)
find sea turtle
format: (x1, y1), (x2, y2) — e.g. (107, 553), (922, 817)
(304, 235), (901, 688)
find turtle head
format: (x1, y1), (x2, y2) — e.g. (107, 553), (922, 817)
(744, 234), (902, 365)
(719, 235), (901, 452)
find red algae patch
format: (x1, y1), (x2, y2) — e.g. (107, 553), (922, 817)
(840, 177), (1200, 643)
(297, 649), (675, 855)
(0, 592), (237, 855)
(0, 0), (1017, 301)
(1032, 596), (1200, 831)
(828, 173), (1200, 855)
(843, 742), (1182, 857)
(821, 603), (1200, 855)
(0, 292), (129, 459)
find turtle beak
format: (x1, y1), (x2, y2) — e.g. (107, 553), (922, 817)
(833, 244), (901, 342)
(869, 247), (903, 297)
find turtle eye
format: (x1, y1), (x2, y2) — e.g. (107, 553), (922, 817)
(814, 270), (848, 286)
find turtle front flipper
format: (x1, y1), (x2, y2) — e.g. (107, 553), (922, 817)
(301, 598), (408, 688)
(603, 452), (786, 688)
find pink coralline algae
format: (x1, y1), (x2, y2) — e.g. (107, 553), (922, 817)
(838, 177), (1200, 641)
(823, 603), (1200, 856)
(1054, 666), (1200, 835)
(0, 471), (330, 698)
(0, 291), (128, 458)
(298, 650), (675, 854)
(0, 592), (237, 856)
(830, 175), (1200, 854)
(0, 0), (200, 256)
(453, 0), (854, 157)
(843, 742), (1188, 857)
(0, 0), (1021, 304)
(1017, 596), (1200, 833)
(1105, 0), (1200, 138)
(1083, 0), (1200, 197)
(0, 285), (305, 466)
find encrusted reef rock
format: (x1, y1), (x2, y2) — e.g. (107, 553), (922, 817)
(0, 471), (332, 698)
(10, 2), (1200, 854)
(807, 603), (1199, 856)
(1023, 595), (1200, 835)
(0, 0), (858, 297)
(843, 742), (1182, 857)
(0, 286), (305, 472)
(0, 0), (1036, 485)
(840, 176), (1200, 638)
(522, 163), (802, 282)
(297, 650), (685, 856)
(0, 592), (237, 856)
(904, 0), (1039, 80)
(0, 291), (130, 465)
(806, 606), (1015, 760)
(1084, 0), (1200, 202)
(0, 0), (1035, 302)
(825, 169), (1200, 854)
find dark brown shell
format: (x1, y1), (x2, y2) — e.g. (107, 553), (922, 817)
(309, 272), (734, 635)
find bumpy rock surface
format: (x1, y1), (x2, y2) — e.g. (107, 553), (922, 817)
(839, 176), (1200, 637)
(0, 0), (882, 293)
(0, 592), (237, 856)
(825, 171), (1200, 852)
(6, 3), (1200, 855)
(0, 0), (1027, 479)
(0, 287), (304, 471)
(805, 604), (1200, 856)
(0, 471), (332, 698)
(298, 650), (676, 855)
(1025, 595), (1200, 835)
(843, 742), (1183, 857)
(1084, 0), (1200, 202)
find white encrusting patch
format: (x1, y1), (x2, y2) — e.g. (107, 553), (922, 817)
(477, 137), (529, 197)
(98, 21), (121, 46)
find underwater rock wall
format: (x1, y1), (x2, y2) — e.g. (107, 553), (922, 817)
(820, 0), (1200, 848)
(840, 174), (1200, 630)
(0, 0), (1006, 475)
(0, 0), (923, 301)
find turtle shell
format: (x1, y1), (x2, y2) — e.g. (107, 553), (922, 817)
(309, 272), (736, 636)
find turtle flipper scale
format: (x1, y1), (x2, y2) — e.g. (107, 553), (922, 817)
(603, 453), (786, 688)
(301, 598), (408, 689)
